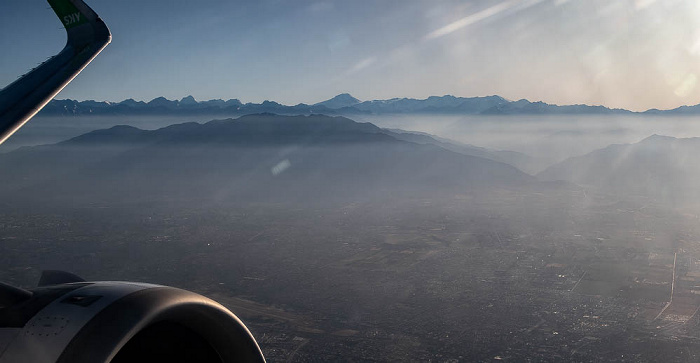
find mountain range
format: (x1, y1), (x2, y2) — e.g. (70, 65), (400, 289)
(7, 112), (700, 208)
(37, 93), (700, 117)
(538, 135), (700, 206)
(0, 114), (534, 205)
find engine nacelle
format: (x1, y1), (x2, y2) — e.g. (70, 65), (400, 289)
(0, 273), (265, 363)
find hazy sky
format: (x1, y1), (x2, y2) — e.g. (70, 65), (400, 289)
(2, 0), (700, 111)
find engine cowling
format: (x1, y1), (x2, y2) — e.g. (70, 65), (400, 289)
(0, 273), (265, 363)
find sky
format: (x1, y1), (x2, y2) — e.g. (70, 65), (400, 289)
(2, 0), (700, 111)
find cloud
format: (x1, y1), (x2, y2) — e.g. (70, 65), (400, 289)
(424, 1), (518, 40)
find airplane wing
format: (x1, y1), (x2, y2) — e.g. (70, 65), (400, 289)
(0, 0), (111, 145)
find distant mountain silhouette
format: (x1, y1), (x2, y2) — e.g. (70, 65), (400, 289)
(0, 114), (534, 204)
(179, 95), (198, 106)
(481, 99), (631, 115)
(645, 104), (700, 115)
(351, 95), (508, 114)
(36, 94), (680, 116)
(537, 135), (700, 205)
(313, 93), (360, 109)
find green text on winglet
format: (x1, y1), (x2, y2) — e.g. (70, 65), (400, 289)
(48, 0), (89, 29)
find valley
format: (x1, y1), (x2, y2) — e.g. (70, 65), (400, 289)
(4, 113), (700, 361)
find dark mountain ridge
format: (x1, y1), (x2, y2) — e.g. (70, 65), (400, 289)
(0, 114), (534, 205)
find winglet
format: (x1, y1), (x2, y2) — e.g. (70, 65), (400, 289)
(48, 0), (91, 29)
(47, 0), (111, 52)
(0, 0), (111, 145)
